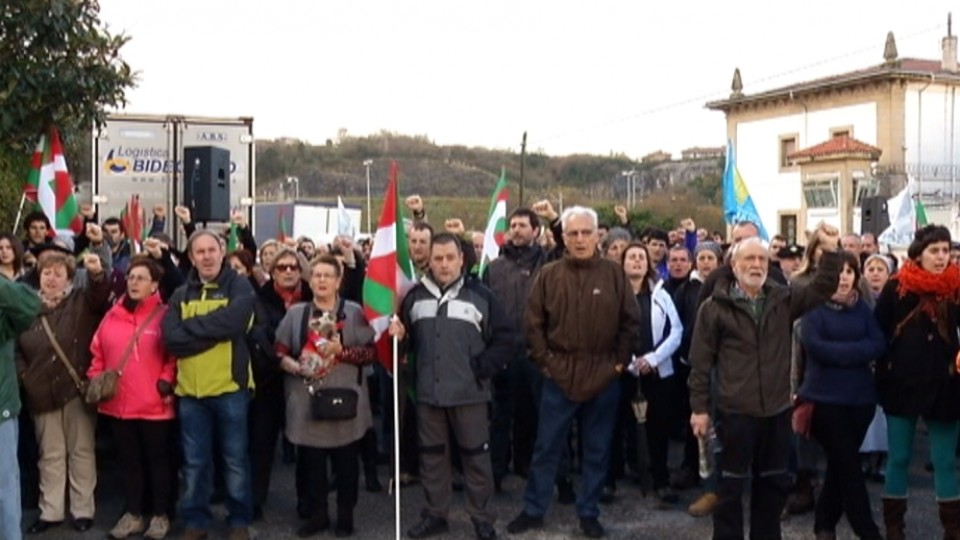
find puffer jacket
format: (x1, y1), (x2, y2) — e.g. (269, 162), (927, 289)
(88, 292), (176, 420)
(688, 252), (840, 417)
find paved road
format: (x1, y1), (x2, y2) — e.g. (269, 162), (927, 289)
(27, 427), (946, 539)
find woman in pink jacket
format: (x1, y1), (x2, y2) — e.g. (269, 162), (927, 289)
(88, 258), (176, 540)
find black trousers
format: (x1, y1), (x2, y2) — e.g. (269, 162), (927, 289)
(298, 441), (360, 521)
(640, 373), (673, 489)
(490, 355), (540, 480)
(811, 402), (881, 538)
(674, 363), (700, 472)
(608, 374), (640, 484)
(713, 410), (792, 540)
(111, 418), (176, 517)
(249, 380), (285, 509)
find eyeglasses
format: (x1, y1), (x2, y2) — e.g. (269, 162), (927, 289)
(275, 264), (300, 273)
(126, 275), (152, 283)
(312, 273), (339, 281)
(563, 229), (595, 238)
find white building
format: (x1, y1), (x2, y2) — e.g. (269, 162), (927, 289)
(707, 20), (960, 241)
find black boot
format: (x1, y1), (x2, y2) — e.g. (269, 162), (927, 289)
(882, 497), (906, 540)
(940, 499), (960, 540)
(785, 469), (815, 515)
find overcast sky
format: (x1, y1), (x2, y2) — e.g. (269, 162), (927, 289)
(99, 0), (959, 158)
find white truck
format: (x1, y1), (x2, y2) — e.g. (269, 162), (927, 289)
(88, 113), (255, 246)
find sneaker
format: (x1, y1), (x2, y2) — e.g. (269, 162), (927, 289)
(687, 492), (718, 517)
(144, 516), (171, 540)
(472, 520), (497, 540)
(579, 517), (605, 539)
(109, 513), (145, 539)
(506, 512), (543, 535)
(227, 527), (249, 540)
(406, 516), (448, 539)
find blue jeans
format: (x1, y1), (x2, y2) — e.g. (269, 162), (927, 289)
(523, 378), (620, 519)
(178, 391), (253, 530)
(0, 418), (21, 540)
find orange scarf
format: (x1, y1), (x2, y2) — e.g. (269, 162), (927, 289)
(895, 260), (960, 339)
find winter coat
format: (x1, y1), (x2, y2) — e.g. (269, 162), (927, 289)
(688, 252), (840, 418)
(525, 254), (641, 402)
(16, 274), (112, 414)
(874, 278), (960, 420)
(400, 274), (517, 407)
(87, 292), (176, 420)
(798, 297), (884, 406)
(635, 280), (683, 378)
(0, 277), (41, 422)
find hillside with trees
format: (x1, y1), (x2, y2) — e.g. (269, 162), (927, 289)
(256, 131), (726, 232)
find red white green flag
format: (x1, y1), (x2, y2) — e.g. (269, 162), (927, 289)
(278, 208), (291, 242)
(478, 168), (509, 275)
(24, 127), (82, 234)
(362, 161), (415, 373)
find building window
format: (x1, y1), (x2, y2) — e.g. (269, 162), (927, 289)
(779, 213), (798, 244)
(853, 175), (879, 207)
(803, 176), (839, 208)
(779, 134), (798, 170)
(830, 126), (853, 139)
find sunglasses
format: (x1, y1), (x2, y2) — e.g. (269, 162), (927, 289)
(275, 264), (300, 273)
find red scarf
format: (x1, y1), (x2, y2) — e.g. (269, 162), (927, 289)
(895, 260), (960, 319)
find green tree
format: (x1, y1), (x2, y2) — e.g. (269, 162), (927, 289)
(0, 0), (135, 231)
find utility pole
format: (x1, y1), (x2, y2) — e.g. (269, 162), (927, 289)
(519, 131), (527, 207)
(363, 159), (373, 235)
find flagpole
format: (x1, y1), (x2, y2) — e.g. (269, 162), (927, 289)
(391, 323), (401, 539)
(13, 193), (28, 235)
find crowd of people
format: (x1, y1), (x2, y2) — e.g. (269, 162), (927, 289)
(0, 194), (958, 540)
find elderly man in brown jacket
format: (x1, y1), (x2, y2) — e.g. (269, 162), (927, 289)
(507, 206), (640, 539)
(688, 227), (840, 540)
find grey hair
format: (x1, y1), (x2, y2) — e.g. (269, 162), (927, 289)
(601, 227), (633, 251)
(560, 206), (598, 231)
(186, 229), (223, 254)
(729, 236), (766, 261)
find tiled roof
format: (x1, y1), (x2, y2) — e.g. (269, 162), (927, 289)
(788, 135), (882, 161)
(707, 58), (958, 110)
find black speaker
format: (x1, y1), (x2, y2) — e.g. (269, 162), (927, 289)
(860, 196), (889, 236)
(182, 146), (231, 223)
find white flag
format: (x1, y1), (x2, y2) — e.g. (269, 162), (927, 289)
(878, 179), (916, 247)
(337, 196), (355, 238)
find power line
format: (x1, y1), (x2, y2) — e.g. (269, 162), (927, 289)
(528, 23), (944, 149)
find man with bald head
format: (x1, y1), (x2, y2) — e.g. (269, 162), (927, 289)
(697, 221), (787, 304)
(688, 225), (841, 540)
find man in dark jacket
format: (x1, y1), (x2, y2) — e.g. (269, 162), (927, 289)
(508, 206), (641, 539)
(162, 230), (256, 540)
(483, 208), (549, 491)
(391, 233), (516, 540)
(688, 225), (840, 540)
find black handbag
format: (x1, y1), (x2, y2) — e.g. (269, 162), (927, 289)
(309, 366), (362, 421)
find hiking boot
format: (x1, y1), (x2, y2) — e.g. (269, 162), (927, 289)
(109, 513), (145, 539)
(143, 516), (171, 540)
(406, 515), (448, 539)
(579, 517), (605, 538)
(227, 527), (249, 540)
(506, 512), (544, 535)
(687, 492), (718, 517)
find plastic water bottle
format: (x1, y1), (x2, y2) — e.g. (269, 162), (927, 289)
(698, 427), (718, 479)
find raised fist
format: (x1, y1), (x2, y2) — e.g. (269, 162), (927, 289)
(82, 253), (103, 275)
(143, 237), (163, 259)
(444, 218), (465, 235)
(532, 200), (557, 221)
(614, 205), (628, 223)
(85, 223), (103, 244)
(153, 204), (166, 218)
(231, 210), (247, 227)
(174, 206), (191, 224)
(681, 218), (696, 232)
(405, 195), (424, 213)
